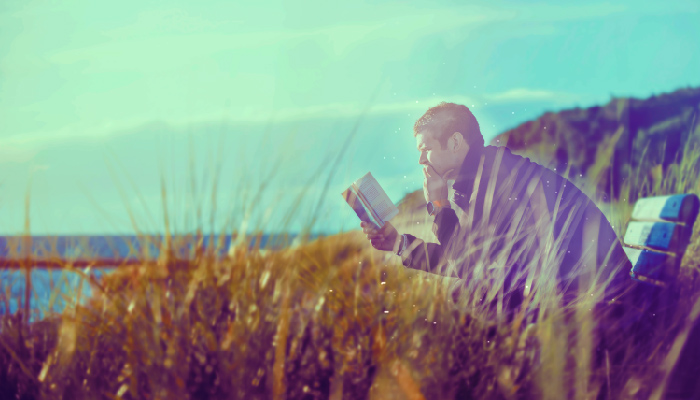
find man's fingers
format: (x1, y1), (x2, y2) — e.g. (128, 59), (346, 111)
(370, 238), (385, 248)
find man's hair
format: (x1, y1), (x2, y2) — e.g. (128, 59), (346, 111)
(413, 102), (484, 150)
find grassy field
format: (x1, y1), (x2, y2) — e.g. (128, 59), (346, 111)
(3, 140), (700, 400)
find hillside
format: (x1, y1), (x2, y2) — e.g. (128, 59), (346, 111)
(490, 86), (700, 201)
(396, 87), (700, 211)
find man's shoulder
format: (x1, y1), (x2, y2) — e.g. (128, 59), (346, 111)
(486, 145), (534, 171)
(485, 145), (529, 160)
(487, 146), (590, 203)
(489, 146), (570, 182)
(484, 146), (537, 184)
(464, 145), (583, 199)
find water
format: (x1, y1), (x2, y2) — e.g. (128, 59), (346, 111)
(0, 233), (322, 321)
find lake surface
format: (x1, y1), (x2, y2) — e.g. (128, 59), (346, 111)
(0, 233), (323, 321)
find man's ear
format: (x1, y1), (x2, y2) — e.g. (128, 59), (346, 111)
(451, 132), (462, 152)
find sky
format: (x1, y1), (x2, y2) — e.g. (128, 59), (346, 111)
(1, 0), (700, 236)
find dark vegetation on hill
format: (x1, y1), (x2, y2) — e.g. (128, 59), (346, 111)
(491, 86), (700, 201)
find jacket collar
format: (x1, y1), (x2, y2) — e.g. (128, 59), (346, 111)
(452, 145), (488, 194)
(452, 145), (533, 196)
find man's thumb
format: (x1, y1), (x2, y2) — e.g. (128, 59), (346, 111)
(378, 222), (391, 233)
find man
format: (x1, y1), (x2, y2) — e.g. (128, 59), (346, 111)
(363, 102), (633, 313)
(361, 102), (643, 392)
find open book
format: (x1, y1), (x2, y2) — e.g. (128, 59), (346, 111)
(342, 172), (399, 229)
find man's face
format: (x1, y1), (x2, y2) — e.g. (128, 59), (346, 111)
(415, 129), (458, 179)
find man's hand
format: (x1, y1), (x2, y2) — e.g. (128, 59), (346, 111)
(423, 165), (454, 203)
(361, 221), (401, 252)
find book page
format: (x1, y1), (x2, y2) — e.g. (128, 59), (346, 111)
(355, 172), (399, 222)
(341, 186), (382, 228)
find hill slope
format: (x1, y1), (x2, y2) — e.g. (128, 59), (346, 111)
(398, 86), (700, 210)
(490, 86), (700, 201)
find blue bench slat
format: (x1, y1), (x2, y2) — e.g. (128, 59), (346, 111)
(625, 247), (674, 282)
(631, 194), (700, 223)
(623, 221), (680, 252)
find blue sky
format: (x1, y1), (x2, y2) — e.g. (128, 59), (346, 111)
(1, 0), (699, 236)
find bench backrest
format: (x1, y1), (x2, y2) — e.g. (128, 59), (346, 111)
(623, 194), (700, 287)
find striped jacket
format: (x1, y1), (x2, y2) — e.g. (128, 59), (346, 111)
(399, 145), (634, 317)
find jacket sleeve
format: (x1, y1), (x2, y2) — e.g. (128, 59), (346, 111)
(399, 207), (459, 277)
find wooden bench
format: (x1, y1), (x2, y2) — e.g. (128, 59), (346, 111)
(621, 193), (700, 399)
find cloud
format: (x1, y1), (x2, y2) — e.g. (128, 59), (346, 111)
(32, 164), (50, 171)
(45, 2), (658, 72)
(0, 89), (547, 151)
(43, 10), (499, 72)
(209, 91), (580, 122)
(229, 96), (483, 122)
(0, 144), (40, 164)
(8, 1), (698, 77)
(0, 97), (431, 144)
(482, 88), (581, 104)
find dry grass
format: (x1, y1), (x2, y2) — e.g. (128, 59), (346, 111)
(2, 134), (700, 400)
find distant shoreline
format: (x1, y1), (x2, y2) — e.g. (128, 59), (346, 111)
(0, 233), (328, 261)
(0, 232), (330, 320)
